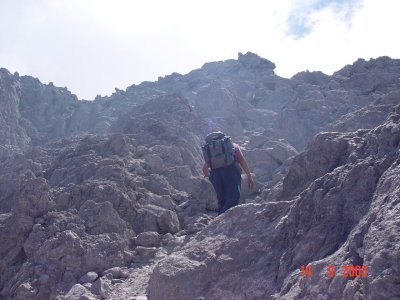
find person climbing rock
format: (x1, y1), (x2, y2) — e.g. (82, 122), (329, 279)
(202, 131), (254, 215)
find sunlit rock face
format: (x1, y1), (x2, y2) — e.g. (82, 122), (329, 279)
(0, 53), (399, 299)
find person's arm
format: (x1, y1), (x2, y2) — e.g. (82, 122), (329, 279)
(237, 155), (254, 189)
(202, 163), (210, 178)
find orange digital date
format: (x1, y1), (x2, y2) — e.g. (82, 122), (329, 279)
(301, 265), (368, 277)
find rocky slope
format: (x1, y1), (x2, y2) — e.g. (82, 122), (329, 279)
(0, 94), (221, 299)
(148, 105), (400, 300)
(0, 53), (399, 299)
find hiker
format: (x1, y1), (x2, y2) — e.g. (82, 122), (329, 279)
(202, 131), (254, 215)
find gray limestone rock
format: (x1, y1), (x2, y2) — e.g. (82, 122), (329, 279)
(91, 277), (111, 298)
(135, 232), (162, 247)
(1, 54), (400, 299)
(102, 267), (129, 279)
(135, 247), (157, 258)
(79, 200), (127, 235)
(238, 51), (276, 71)
(64, 284), (97, 300)
(14, 282), (37, 300)
(79, 272), (99, 284)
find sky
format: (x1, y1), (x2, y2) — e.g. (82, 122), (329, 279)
(0, 0), (399, 100)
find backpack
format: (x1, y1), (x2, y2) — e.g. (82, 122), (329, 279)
(202, 132), (235, 169)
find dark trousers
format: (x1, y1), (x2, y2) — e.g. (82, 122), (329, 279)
(209, 164), (242, 215)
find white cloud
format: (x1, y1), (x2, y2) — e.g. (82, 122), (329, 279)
(0, 0), (398, 99)
(272, 0), (400, 77)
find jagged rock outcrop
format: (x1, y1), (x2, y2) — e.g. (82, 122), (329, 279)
(0, 69), (107, 163)
(148, 105), (400, 300)
(0, 69), (30, 161)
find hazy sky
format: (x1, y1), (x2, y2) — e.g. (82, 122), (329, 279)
(1, 0), (399, 100)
